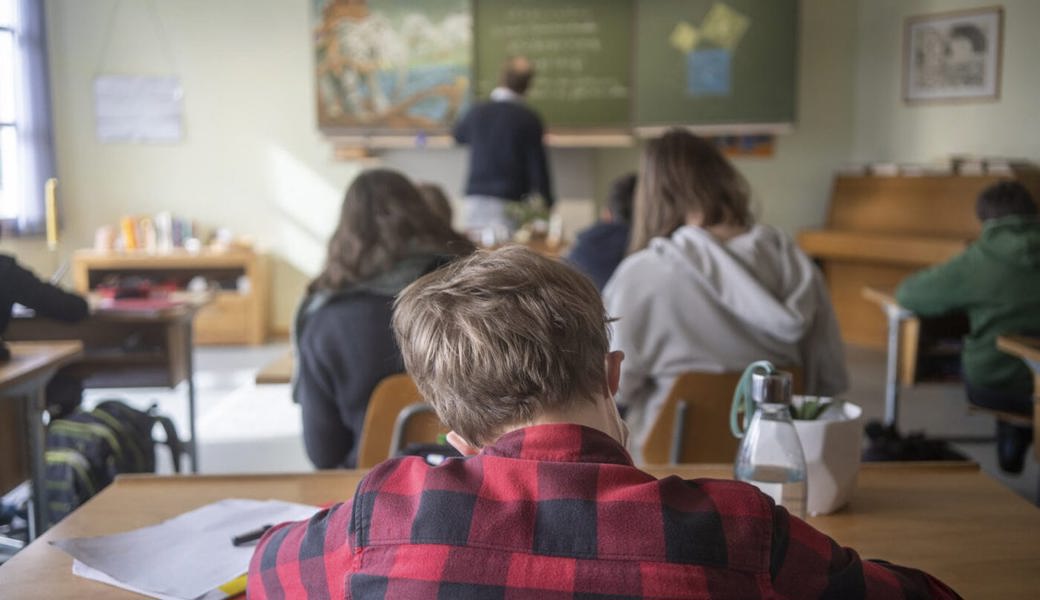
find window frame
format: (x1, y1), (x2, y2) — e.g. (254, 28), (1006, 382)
(0, 21), (17, 225)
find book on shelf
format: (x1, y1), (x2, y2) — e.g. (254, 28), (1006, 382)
(898, 164), (952, 176)
(869, 162), (899, 177)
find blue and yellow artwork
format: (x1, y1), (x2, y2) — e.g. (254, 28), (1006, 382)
(670, 2), (749, 99)
(687, 49), (732, 96)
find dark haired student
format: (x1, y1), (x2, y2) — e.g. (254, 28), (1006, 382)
(897, 180), (1040, 473)
(566, 172), (636, 291)
(292, 169), (474, 469)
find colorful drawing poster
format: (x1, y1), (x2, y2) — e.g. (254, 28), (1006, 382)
(313, 0), (471, 132)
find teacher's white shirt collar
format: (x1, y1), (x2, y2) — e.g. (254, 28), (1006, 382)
(490, 87), (522, 102)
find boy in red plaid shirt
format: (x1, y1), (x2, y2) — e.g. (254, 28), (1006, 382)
(249, 246), (960, 599)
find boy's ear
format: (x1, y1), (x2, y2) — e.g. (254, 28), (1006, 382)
(446, 431), (480, 456)
(605, 350), (624, 396)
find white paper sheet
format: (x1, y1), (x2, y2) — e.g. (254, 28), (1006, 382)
(94, 75), (184, 143)
(52, 498), (318, 600)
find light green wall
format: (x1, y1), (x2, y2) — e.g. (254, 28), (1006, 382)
(852, 0), (1040, 163)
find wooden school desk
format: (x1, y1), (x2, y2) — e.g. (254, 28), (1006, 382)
(0, 341), (83, 540)
(996, 335), (1040, 463)
(4, 295), (210, 473)
(1, 463), (1038, 599)
(862, 286), (971, 428)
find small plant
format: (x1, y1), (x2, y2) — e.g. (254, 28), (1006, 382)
(791, 396), (834, 420)
(504, 196), (550, 234)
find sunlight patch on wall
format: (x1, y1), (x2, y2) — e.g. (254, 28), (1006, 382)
(266, 144), (358, 276)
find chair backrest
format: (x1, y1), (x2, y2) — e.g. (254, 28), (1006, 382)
(356, 374), (448, 468)
(642, 368), (804, 465)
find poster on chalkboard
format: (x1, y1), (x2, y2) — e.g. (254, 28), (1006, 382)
(312, 0), (472, 133)
(634, 0), (797, 131)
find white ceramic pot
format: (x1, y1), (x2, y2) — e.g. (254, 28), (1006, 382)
(792, 400), (863, 516)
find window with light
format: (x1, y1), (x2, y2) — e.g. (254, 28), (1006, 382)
(0, 0), (16, 221)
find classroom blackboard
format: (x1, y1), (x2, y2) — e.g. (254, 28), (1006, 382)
(314, 0), (798, 135)
(633, 0), (798, 130)
(473, 0), (633, 130)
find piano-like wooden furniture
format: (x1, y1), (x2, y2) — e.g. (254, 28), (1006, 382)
(798, 169), (1040, 348)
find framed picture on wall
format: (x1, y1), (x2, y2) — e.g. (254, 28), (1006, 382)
(903, 6), (1003, 103)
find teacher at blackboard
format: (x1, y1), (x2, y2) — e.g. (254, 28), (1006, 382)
(453, 56), (555, 234)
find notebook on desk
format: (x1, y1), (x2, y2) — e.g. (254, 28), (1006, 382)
(52, 498), (317, 600)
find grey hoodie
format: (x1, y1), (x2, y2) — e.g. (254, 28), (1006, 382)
(604, 224), (849, 458)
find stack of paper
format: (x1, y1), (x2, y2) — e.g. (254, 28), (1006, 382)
(51, 499), (317, 600)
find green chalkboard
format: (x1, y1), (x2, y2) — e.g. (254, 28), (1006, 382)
(633, 0), (798, 129)
(314, 0), (799, 135)
(473, 0), (634, 129)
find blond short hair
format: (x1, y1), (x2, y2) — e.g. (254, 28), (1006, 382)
(392, 246), (610, 446)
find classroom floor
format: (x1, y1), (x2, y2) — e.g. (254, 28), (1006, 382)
(82, 342), (1037, 503)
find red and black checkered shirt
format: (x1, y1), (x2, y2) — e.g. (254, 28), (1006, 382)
(248, 424), (960, 599)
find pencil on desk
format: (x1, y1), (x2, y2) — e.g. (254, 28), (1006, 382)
(217, 574), (248, 597)
(194, 573), (248, 600)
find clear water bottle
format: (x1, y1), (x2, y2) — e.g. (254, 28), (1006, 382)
(734, 370), (808, 518)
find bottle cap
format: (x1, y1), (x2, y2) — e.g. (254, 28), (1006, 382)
(750, 370), (793, 404)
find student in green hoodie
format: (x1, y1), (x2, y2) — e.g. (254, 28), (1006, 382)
(896, 180), (1040, 473)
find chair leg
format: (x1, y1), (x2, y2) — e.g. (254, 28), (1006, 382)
(668, 401), (688, 465)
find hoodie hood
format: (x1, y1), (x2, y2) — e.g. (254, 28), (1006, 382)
(651, 225), (820, 343)
(979, 215), (1040, 270)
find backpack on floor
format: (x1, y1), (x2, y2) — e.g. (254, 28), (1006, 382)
(44, 400), (184, 526)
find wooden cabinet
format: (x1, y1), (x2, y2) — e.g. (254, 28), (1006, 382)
(71, 249), (268, 345)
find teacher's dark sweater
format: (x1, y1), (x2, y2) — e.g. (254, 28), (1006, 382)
(453, 99), (555, 208)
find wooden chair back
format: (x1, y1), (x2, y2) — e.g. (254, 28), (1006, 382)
(642, 368), (804, 465)
(356, 374), (448, 468)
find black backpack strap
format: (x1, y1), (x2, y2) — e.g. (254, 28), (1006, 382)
(148, 409), (185, 474)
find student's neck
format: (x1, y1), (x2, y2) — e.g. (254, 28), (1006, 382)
(525, 396), (627, 446)
(685, 214), (749, 242)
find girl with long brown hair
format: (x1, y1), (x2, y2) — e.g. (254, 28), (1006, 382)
(604, 129), (848, 460)
(294, 168), (474, 468)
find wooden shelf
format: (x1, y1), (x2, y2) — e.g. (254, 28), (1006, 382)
(72, 249), (269, 346)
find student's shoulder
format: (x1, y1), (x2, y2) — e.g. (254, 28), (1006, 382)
(610, 243), (673, 281)
(360, 454), (470, 492)
(0, 253), (33, 278)
(0, 254), (14, 277)
(296, 290), (394, 343)
(603, 248), (676, 305)
(656, 476), (776, 571)
(353, 457), (474, 537)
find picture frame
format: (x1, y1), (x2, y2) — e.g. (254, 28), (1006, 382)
(903, 6), (1003, 104)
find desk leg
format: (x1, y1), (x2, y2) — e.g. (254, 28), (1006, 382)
(25, 386), (47, 541)
(184, 322), (198, 474)
(883, 310), (902, 427)
(1032, 368), (1039, 506)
